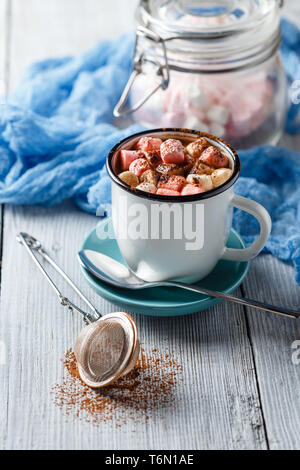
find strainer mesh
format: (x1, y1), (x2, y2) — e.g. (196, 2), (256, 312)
(80, 320), (127, 382)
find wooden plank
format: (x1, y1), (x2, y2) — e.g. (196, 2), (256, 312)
(0, 203), (267, 450)
(242, 0), (300, 445)
(9, 0), (138, 90)
(234, 3), (300, 450)
(241, 256), (300, 450)
(240, 127), (300, 449)
(243, 0), (300, 441)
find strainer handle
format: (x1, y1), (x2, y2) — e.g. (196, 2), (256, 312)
(17, 232), (100, 323)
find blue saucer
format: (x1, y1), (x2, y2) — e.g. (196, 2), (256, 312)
(79, 218), (249, 317)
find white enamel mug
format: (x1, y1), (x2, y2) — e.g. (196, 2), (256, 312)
(107, 129), (271, 283)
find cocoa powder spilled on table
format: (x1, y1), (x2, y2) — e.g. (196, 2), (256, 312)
(51, 347), (182, 426)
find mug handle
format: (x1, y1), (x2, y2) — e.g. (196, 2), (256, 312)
(221, 194), (272, 262)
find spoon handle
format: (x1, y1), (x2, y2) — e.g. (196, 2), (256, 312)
(163, 282), (300, 319)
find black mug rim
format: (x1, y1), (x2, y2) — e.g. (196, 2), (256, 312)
(106, 128), (241, 203)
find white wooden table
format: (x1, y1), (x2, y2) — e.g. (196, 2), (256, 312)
(0, 0), (300, 451)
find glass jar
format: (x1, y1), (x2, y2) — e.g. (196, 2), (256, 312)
(114, 0), (287, 150)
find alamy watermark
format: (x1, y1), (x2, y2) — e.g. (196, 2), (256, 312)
(292, 340), (300, 365)
(96, 195), (205, 251)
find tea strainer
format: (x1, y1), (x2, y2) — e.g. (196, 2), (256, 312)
(17, 232), (140, 389)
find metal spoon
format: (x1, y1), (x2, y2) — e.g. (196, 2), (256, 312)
(78, 249), (300, 320)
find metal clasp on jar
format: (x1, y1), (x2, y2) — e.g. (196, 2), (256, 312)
(114, 26), (170, 117)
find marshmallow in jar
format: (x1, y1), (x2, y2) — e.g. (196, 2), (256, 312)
(115, 0), (287, 150)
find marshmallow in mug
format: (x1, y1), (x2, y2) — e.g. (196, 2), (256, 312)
(116, 135), (233, 197)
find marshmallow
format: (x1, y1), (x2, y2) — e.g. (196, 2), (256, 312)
(140, 169), (159, 186)
(200, 146), (229, 168)
(186, 138), (209, 159)
(136, 182), (157, 194)
(136, 136), (162, 154)
(209, 122), (226, 138)
(211, 169), (233, 188)
(181, 184), (205, 196)
(164, 111), (187, 128)
(157, 188), (181, 196)
(161, 139), (185, 165)
(207, 105), (230, 125)
(120, 150), (143, 171)
(129, 158), (151, 178)
(186, 85), (211, 110)
(118, 171), (139, 188)
(158, 175), (186, 193)
(184, 116), (210, 132)
(195, 162), (215, 175)
(186, 174), (213, 191)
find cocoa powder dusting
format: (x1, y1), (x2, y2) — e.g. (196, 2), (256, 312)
(51, 347), (182, 427)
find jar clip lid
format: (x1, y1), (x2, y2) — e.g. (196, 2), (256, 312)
(114, 0), (284, 118)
